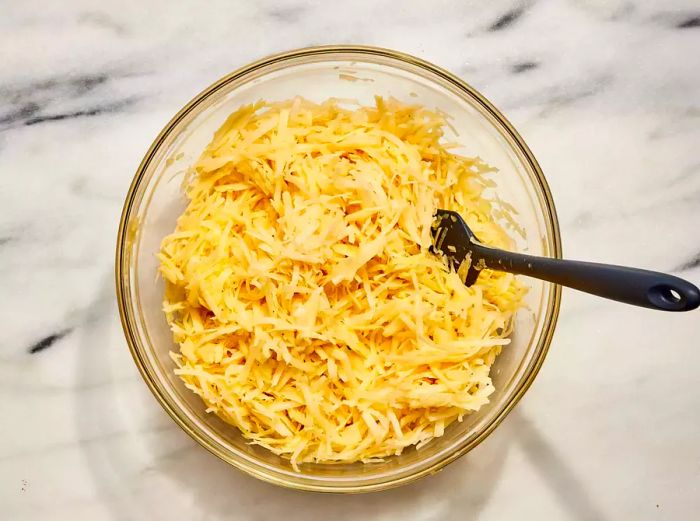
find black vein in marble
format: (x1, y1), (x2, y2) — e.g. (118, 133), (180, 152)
(28, 329), (72, 354)
(677, 16), (700, 29)
(511, 61), (538, 74)
(0, 97), (137, 129)
(0, 103), (41, 126)
(0, 72), (132, 130)
(675, 252), (700, 272)
(488, 5), (526, 31)
(24, 99), (135, 126)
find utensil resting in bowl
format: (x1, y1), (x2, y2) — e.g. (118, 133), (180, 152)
(431, 209), (700, 312)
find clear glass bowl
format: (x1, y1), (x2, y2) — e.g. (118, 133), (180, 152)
(116, 45), (561, 492)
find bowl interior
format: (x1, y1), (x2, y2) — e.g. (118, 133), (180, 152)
(118, 47), (560, 492)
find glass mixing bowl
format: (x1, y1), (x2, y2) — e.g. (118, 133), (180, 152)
(116, 45), (561, 492)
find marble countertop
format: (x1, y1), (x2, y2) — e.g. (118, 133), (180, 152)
(2, 1), (699, 519)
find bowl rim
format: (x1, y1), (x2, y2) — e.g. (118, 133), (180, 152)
(115, 44), (562, 493)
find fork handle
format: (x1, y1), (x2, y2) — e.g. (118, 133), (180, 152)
(469, 242), (700, 312)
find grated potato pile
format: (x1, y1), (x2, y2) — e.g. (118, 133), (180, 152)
(158, 97), (525, 468)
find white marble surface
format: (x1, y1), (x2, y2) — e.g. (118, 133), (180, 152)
(2, 0), (700, 519)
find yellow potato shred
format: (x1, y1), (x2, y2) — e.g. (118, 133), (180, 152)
(158, 97), (525, 468)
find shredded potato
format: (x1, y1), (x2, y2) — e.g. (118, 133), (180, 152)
(158, 97), (525, 468)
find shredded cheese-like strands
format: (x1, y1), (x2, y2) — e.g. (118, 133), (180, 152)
(159, 97), (525, 468)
